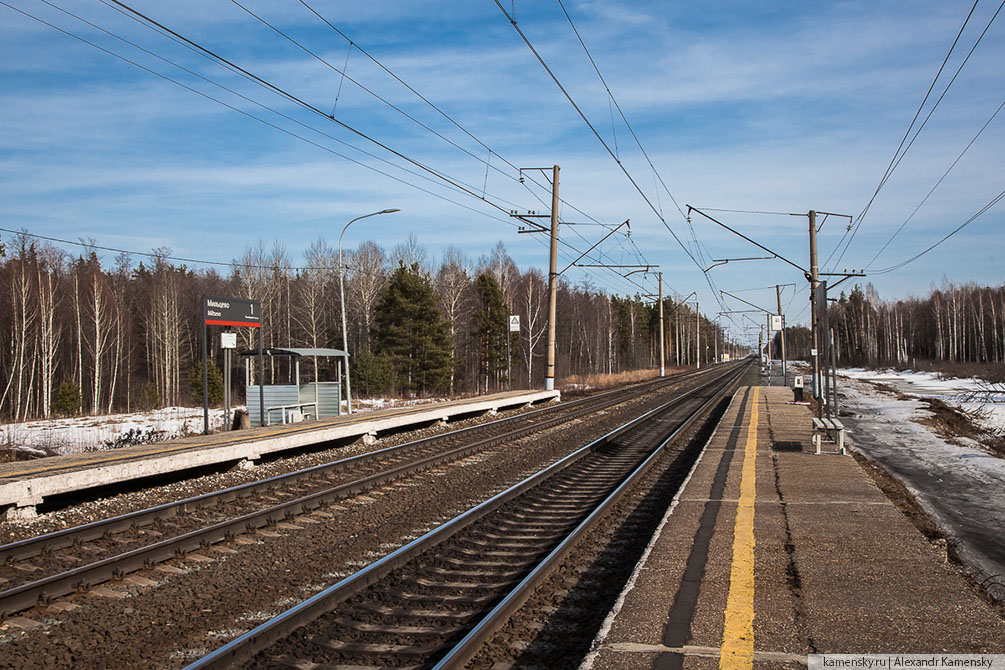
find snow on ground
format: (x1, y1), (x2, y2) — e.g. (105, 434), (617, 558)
(840, 367), (1005, 433)
(0, 407), (234, 456)
(0, 396), (446, 457)
(836, 372), (1005, 596)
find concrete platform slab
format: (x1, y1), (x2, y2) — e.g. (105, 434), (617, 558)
(583, 386), (1005, 670)
(0, 389), (558, 518)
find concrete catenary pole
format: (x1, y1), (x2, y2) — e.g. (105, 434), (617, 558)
(695, 301), (700, 370)
(658, 272), (665, 377)
(808, 210), (822, 416)
(545, 165), (560, 391)
(777, 284), (787, 385)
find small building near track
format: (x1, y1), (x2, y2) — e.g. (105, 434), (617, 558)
(240, 347), (349, 426)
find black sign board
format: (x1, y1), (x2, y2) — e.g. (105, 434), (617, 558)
(203, 296), (262, 328)
(201, 295), (265, 435)
(813, 281), (828, 321)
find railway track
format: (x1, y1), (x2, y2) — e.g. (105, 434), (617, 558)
(0, 366), (725, 619)
(184, 361), (749, 669)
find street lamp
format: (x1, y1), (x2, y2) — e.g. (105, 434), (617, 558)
(339, 208), (400, 414)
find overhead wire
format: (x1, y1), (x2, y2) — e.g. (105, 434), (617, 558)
(492, 1), (702, 271)
(854, 0), (979, 226)
(228, 0), (526, 199)
(869, 186), (1005, 275)
(554, 0), (687, 222)
(293, 0), (642, 264)
(834, 0), (1001, 269)
(10, 0), (654, 297)
(555, 0), (724, 280)
(9, 0), (523, 234)
(864, 93), (1005, 270)
(289, 0), (657, 294)
(103, 0), (536, 218)
(493, 0), (728, 315)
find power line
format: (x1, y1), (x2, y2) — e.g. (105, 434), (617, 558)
(555, 0), (687, 222)
(865, 94), (1005, 270)
(836, 0), (1000, 268)
(7, 0), (527, 234)
(7, 1), (656, 298)
(101, 0), (562, 222)
(235, 0), (658, 292)
(40, 0), (526, 220)
(492, 1), (703, 271)
(293, 0), (628, 250)
(869, 186), (1005, 275)
(493, 1), (728, 316)
(229, 0), (524, 197)
(852, 0), (979, 231)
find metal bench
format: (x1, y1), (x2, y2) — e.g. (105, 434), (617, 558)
(264, 402), (318, 426)
(811, 416), (845, 454)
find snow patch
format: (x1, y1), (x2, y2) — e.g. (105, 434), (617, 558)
(840, 367), (1005, 433)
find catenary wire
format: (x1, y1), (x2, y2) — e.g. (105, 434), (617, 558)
(555, 0), (687, 221)
(492, 1), (703, 273)
(3, 3), (645, 295)
(104, 0), (546, 219)
(834, 0), (1000, 269)
(293, 0), (640, 257)
(850, 0), (980, 235)
(8, 1), (525, 233)
(864, 94), (1005, 270)
(869, 186), (1005, 275)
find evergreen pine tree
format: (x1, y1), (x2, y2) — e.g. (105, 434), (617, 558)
(53, 380), (81, 417)
(373, 263), (453, 395)
(473, 273), (511, 391)
(188, 360), (224, 406)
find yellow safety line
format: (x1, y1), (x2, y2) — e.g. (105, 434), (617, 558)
(720, 386), (759, 670)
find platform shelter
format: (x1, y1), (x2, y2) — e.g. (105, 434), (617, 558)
(241, 347), (348, 426)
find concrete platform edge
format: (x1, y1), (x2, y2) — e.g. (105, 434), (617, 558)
(1, 389), (559, 518)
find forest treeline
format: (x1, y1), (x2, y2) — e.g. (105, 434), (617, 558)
(775, 282), (1005, 370)
(0, 232), (727, 422)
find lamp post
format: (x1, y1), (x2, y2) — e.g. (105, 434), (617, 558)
(339, 208), (400, 414)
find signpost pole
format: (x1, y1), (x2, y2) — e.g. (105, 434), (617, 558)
(507, 330), (511, 392)
(202, 296), (210, 435)
(258, 326), (265, 427)
(507, 315), (520, 392)
(224, 346), (231, 431)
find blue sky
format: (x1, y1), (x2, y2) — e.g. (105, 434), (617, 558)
(2, 0), (1003, 343)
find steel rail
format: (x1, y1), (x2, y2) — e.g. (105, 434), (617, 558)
(0, 369), (696, 566)
(181, 361), (749, 669)
(0, 369), (715, 616)
(434, 362), (748, 669)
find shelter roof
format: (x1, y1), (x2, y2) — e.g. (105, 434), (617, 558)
(238, 347), (349, 358)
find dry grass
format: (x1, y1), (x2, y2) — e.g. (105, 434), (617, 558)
(559, 368), (672, 393)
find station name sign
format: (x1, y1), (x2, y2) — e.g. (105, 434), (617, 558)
(203, 295), (262, 328)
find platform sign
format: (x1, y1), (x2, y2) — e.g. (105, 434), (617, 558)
(201, 295), (265, 435)
(771, 315), (782, 331)
(203, 296), (261, 328)
(509, 315), (520, 332)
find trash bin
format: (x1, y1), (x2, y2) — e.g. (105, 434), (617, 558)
(793, 375), (804, 402)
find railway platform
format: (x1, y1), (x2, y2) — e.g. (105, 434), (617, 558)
(583, 385), (1005, 670)
(0, 388), (559, 520)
